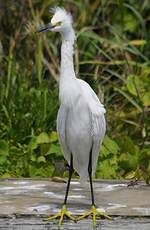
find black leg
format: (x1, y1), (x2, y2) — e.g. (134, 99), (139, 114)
(64, 154), (73, 205)
(88, 148), (95, 206)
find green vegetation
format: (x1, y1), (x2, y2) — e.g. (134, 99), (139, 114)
(0, 0), (149, 182)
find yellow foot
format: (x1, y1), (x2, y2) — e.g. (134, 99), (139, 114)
(77, 205), (112, 226)
(47, 205), (75, 226)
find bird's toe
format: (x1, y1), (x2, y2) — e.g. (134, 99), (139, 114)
(46, 205), (75, 226)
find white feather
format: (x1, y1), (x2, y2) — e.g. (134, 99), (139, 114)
(50, 7), (72, 25)
(57, 77), (106, 183)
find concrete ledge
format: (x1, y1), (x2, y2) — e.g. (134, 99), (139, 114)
(0, 179), (150, 229)
(0, 216), (150, 230)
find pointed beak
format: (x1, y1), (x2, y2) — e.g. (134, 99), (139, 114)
(37, 23), (55, 33)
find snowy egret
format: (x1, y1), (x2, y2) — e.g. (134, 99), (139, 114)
(38, 7), (111, 226)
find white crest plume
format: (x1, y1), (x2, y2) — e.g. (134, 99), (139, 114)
(49, 7), (72, 24)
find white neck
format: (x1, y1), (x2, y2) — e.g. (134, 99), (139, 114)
(59, 27), (79, 106)
(60, 27), (76, 79)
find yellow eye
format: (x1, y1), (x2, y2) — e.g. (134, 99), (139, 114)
(55, 21), (62, 27)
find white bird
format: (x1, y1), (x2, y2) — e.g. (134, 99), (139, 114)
(38, 7), (111, 226)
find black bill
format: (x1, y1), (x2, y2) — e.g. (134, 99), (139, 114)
(37, 23), (55, 33)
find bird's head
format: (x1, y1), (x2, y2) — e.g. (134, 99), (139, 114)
(37, 7), (73, 35)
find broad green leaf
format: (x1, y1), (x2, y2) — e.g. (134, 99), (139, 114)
(46, 143), (61, 156)
(49, 131), (58, 143)
(37, 132), (50, 144)
(37, 156), (46, 163)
